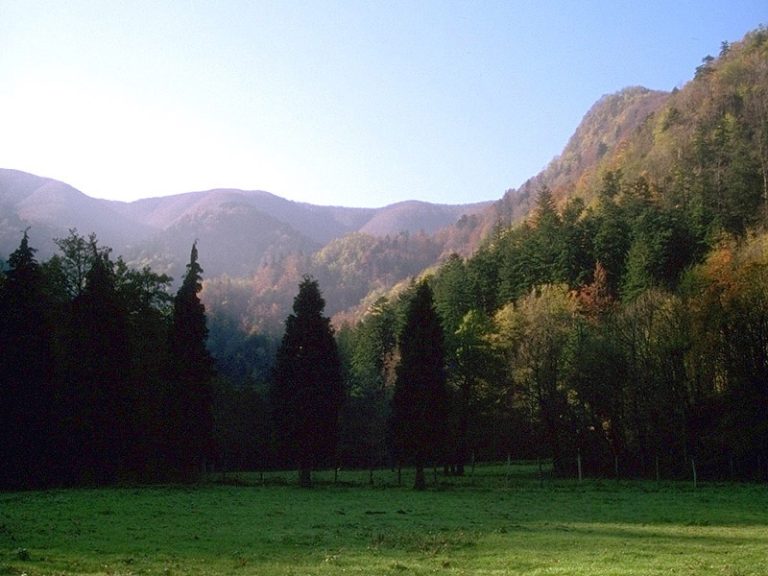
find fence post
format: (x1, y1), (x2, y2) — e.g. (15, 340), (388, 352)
(691, 458), (697, 490)
(577, 451), (583, 482)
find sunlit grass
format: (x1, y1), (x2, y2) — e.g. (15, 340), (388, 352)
(1, 464), (766, 575)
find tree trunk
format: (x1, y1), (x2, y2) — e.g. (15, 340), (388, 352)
(414, 465), (426, 491)
(457, 377), (473, 476)
(298, 466), (312, 488)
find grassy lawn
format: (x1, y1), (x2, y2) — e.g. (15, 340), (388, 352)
(1, 464), (767, 575)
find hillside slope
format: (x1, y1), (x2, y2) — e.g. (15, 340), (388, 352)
(0, 170), (489, 275)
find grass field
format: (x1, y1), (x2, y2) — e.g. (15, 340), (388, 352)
(1, 464), (767, 575)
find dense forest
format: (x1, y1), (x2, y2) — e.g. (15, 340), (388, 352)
(1, 28), (767, 488)
(0, 231), (216, 488)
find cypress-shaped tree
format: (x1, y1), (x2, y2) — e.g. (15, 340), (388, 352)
(271, 276), (344, 487)
(63, 243), (132, 484)
(166, 242), (215, 478)
(0, 230), (57, 488)
(391, 281), (449, 490)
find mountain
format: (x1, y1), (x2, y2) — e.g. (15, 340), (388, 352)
(478, 87), (672, 234)
(0, 170), (490, 273)
(327, 27), (768, 325)
(194, 81), (675, 331)
(0, 170), (157, 259)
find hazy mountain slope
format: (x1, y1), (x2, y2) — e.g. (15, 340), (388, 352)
(0, 169), (487, 277)
(359, 200), (491, 236)
(111, 189), (376, 245)
(124, 201), (321, 280)
(0, 169), (156, 258)
(114, 189), (487, 242)
(479, 87), (671, 233)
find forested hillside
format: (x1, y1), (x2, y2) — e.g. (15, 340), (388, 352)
(340, 26), (768, 480)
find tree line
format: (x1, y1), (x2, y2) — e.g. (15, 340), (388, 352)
(325, 193), (764, 490)
(273, 28), (767, 487)
(0, 231), (214, 488)
(2, 176), (767, 489)
(0, 228), (450, 491)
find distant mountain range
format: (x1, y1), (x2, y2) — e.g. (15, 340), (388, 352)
(0, 169), (491, 278)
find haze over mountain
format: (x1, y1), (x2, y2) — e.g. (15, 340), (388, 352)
(0, 171), (490, 278)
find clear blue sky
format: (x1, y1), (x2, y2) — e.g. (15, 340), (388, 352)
(1, 1), (765, 207)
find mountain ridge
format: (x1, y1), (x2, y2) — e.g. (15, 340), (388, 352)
(0, 168), (491, 266)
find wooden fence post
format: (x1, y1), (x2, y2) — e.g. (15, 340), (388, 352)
(577, 451), (583, 482)
(691, 458), (697, 490)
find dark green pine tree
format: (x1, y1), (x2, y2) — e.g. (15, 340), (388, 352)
(0, 230), (57, 488)
(166, 242), (215, 478)
(271, 276), (344, 488)
(63, 243), (132, 484)
(391, 280), (449, 490)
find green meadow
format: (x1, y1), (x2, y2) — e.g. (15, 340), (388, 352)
(1, 465), (766, 576)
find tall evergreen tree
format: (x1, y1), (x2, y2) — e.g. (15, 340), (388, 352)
(391, 281), (449, 490)
(271, 276), (344, 487)
(0, 231), (57, 488)
(63, 242), (132, 484)
(166, 242), (215, 478)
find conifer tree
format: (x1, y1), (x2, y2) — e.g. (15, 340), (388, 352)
(391, 281), (449, 490)
(271, 276), (344, 487)
(166, 241), (215, 478)
(63, 242), (132, 484)
(0, 230), (56, 488)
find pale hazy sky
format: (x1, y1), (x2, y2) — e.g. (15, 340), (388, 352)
(1, 1), (765, 207)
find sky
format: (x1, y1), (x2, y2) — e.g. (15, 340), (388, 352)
(1, 2), (766, 208)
